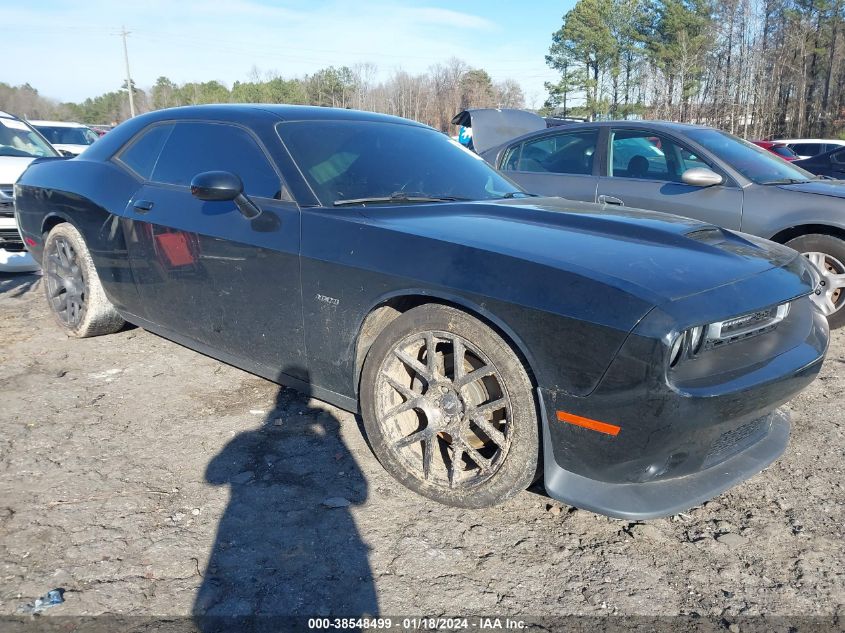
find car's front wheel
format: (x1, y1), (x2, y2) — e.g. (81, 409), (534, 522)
(42, 223), (125, 338)
(360, 304), (539, 508)
(786, 233), (845, 329)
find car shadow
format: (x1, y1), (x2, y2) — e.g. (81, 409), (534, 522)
(193, 369), (378, 630)
(0, 271), (40, 297)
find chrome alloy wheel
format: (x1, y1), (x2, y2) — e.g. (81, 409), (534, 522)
(374, 330), (513, 489)
(45, 236), (87, 327)
(804, 251), (845, 315)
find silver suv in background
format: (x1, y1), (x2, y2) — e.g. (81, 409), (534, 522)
(0, 110), (59, 272)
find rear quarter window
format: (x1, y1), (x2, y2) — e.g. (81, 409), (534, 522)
(117, 124), (174, 180)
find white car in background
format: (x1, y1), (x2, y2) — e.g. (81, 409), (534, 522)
(29, 120), (99, 156)
(772, 138), (845, 160)
(0, 111), (60, 272)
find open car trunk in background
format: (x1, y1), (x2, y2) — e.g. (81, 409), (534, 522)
(451, 109), (546, 155)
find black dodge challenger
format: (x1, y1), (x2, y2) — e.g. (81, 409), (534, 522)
(14, 105), (828, 519)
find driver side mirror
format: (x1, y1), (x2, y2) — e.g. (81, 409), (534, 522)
(681, 167), (723, 187)
(190, 171), (261, 219)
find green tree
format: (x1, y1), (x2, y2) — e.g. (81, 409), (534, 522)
(547, 0), (617, 117)
(643, 0), (712, 118)
(543, 61), (587, 115)
(150, 76), (179, 109)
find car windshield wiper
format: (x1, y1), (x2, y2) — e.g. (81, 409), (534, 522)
(499, 191), (538, 198)
(333, 192), (466, 206)
(763, 178), (811, 185)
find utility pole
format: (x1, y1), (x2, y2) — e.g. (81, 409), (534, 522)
(121, 26), (136, 118)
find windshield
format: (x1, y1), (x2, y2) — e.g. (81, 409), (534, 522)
(35, 125), (99, 146)
(0, 118), (59, 158)
(276, 120), (523, 206)
(686, 128), (813, 184)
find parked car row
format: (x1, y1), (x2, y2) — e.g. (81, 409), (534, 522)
(772, 138), (845, 160)
(0, 111), (59, 272)
(0, 112), (111, 272)
(456, 109), (845, 328)
(11, 104), (829, 520)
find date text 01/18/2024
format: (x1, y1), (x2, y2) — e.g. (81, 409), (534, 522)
(307, 617), (528, 630)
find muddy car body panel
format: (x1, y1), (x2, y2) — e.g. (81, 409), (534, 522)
(15, 105), (828, 518)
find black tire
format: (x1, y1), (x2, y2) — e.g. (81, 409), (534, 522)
(360, 304), (538, 508)
(785, 233), (845, 329)
(42, 223), (125, 338)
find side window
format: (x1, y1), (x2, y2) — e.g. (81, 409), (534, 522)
(501, 144), (523, 171)
(501, 129), (598, 175)
(117, 123), (174, 180)
(792, 143), (821, 156)
(679, 147), (709, 171)
(610, 131), (671, 180)
(610, 130), (715, 183)
(151, 122), (284, 199)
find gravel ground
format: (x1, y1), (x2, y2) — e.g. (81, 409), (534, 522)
(0, 271), (843, 628)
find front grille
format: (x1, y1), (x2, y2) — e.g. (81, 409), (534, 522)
(703, 416), (769, 468)
(705, 302), (791, 350)
(0, 227), (25, 252)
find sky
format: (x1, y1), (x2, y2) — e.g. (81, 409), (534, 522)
(4, 0), (576, 109)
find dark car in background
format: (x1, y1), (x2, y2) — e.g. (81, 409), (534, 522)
(14, 105), (827, 519)
(462, 113), (845, 328)
(794, 145), (845, 179)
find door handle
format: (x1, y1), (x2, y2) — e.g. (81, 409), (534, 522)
(598, 195), (624, 206)
(133, 200), (154, 213)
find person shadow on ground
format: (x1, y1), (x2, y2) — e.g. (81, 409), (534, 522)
(193, 369), (378, 631)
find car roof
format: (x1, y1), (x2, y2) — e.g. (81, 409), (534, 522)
(80, 104), (434, 163)
(138, 104), (430, 127)
(29, 120), (89, 127)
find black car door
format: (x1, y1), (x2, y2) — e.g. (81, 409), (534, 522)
(595, 128), (744, 229)
(496, 127), (600, 201)
(117, 120), (305, 375)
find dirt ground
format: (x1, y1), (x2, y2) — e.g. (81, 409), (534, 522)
(1, 271), (843, 628)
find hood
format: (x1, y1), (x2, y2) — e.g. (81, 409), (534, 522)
(777, 180), (845, 199)
(0, 157), (35, 185)
(366, 197), (802, 305)
(451, 109), (546, 154)
(52, 143), (89, 156)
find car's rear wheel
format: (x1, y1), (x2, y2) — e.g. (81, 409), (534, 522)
(360, 304), (538, 508)
(43, 223), (125, 338)
(786, 233), (845, 329)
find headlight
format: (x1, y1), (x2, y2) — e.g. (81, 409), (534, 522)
(688, 325), (705, 355)
(668, 302), (790, 367)
(669, 331), (686, 367)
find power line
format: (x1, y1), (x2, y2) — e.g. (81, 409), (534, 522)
(121, 26), (136, 118)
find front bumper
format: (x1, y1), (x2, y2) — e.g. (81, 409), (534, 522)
(543, 405), (790, 520)
(539, 290), (828, 519)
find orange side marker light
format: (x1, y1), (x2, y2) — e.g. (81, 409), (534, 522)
(556, 410), (621, 436)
